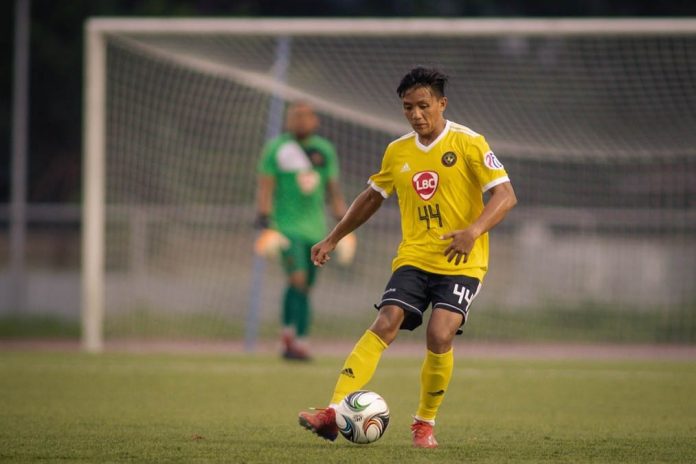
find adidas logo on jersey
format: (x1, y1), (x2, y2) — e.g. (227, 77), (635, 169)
(400, 163), (411, 173)
(340, 367), (355, 378)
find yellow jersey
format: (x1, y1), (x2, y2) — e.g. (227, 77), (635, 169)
(368, 120), (510, 280)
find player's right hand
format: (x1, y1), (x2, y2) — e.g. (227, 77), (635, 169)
(440, 228), (477, 265)
(311, 238), (336, 267)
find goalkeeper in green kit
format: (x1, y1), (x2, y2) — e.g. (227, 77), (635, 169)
(255, 101), (351, 360)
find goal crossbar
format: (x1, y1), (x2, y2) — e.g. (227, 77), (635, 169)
(88, 17), (696, 36)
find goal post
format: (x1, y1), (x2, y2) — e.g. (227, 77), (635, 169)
(245, 35), (291, 352)
(82, 18), (696, 351)
(82, 23), (106, 353)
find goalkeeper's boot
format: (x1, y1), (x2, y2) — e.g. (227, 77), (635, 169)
(284, 339), (312, 361)
(411, 419), (438, 449)
(298, 408), (338, 441)
(283, 346), (312, 361)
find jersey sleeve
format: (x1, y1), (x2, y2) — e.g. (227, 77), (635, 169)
(257, 140), (278, 176)
(367, 146), (394, 198)
(466, 135), (510, 192)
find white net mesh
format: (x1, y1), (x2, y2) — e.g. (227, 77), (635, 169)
(94, 20), (696, 343)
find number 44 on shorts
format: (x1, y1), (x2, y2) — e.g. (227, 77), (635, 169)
(452, 284), (474, 305)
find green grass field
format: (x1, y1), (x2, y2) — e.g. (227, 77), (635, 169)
(1, 350), (695, 463)
(3, 304), (696, 343)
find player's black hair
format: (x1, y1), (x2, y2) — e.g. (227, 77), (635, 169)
(396, 67), (448, 98)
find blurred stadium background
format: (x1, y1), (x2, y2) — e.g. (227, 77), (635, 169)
(1, 2), (695, 348)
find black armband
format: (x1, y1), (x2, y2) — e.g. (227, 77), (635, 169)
(254, 213), (270, 230)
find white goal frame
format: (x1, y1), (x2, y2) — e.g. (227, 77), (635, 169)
(82, 17), (696, 352)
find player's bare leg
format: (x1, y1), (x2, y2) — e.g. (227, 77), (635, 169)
(425, 308), (461, 354)
(367, 305), (404, 346)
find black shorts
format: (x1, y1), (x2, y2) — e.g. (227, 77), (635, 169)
(375, 265), (482, 335)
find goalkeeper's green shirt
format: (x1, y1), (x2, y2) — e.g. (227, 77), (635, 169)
(257, 133), (339, 243)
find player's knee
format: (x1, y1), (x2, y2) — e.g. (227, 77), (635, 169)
(288, 272), (309, 292)
(369, 306), (404, 345)
(426, 336), (453, 354)
(425, 326), (457, 353)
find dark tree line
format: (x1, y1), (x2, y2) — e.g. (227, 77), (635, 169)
(1, 0), (695, 203)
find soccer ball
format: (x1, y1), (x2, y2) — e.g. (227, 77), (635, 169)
(335, 390), (390, 444)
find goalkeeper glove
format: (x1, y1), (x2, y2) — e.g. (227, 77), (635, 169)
(334, 233), (357, 266)
(254, 229), (290, 259)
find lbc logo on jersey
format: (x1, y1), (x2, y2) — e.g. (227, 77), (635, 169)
(412, 171), (439, 201)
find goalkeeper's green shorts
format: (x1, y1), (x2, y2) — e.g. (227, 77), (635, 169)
(280, 237), (318, 286)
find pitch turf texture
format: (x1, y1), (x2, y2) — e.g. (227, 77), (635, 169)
(1, 351), (695, 463)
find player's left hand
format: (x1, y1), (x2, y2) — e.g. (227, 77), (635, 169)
(440, 229), (477, 265)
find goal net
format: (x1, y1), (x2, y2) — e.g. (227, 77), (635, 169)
(83, 19), (696, 351)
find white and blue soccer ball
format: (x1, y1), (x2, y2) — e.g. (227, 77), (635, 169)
(335, 390), (390, 444)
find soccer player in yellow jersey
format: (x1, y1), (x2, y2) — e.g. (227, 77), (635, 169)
(298, 67), (517, 448)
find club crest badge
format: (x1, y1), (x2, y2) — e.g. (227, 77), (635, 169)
(307, 150), (325, 167)
(441, 151), (457, 167)
(412, 171), (439, 201)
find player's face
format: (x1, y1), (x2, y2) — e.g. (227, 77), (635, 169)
(402, 86), (447, 142)
(286, 103), (319, 140)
